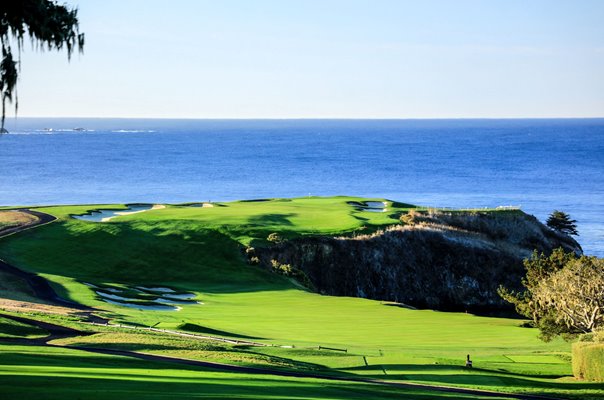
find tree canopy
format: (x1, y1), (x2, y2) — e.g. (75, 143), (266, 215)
(0, 0), (84, 131)
(547, 210), (579, 236)
(499, 248), (604, 341)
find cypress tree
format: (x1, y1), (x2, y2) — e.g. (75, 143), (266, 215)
(547, 210), (579, 236)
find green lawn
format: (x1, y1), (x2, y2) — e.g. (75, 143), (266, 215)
(0, 197), (602, 398)
(0, 344), (494, 400)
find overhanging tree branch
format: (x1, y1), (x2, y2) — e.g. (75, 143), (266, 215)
(0, 0), (84, 131)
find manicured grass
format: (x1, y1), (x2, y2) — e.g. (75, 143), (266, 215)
(0, 344), (487, 400)
(0, 197), (602, 398)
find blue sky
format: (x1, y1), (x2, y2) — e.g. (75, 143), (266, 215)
(13, 0), (604, 118)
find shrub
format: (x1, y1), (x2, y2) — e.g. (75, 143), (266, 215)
(400, 209), (422, 225)
(267, 232), (283, 243)
(573, 341), (604, 381)
(270, 259), (314, 290)
(271, 259), (293, 274)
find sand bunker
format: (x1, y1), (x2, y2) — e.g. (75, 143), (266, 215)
(103, 299), (181, 311)
(84, 282), (199, 311)
(162, 293), (197, 300)
(73, 204), (165, 222)
(186, 203), (214, 208)
(348, 201), (388, 213)
(136, 286), (175, 293)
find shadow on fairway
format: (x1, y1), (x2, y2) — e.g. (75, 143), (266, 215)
(0, 374), (467, 400)
(0, 351), (486, 400)
(340, 363), (603, 397)
(0, 219), (295, 303)
(177, 323), (265, 340)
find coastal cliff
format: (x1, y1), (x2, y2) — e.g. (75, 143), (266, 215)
(252, 210), (582, 312)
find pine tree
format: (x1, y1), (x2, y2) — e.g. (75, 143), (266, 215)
(546, 210), (579, 236)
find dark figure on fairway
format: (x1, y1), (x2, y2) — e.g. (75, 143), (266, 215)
(466, 354), (472, 368)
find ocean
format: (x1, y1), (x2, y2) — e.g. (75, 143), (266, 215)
(1, 118), (602, 256)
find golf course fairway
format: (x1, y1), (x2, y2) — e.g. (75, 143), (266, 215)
(1, 197), (602, 399)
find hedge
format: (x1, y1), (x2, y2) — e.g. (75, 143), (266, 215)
(572, 341), (604, 382)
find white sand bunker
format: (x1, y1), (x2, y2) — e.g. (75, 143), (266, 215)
(186, 203), (214, 208)
(136, 286), (175, 293)
(85, 282), (200, 311)
(73, 204), (165, 222)
(348, 201), (388, 213)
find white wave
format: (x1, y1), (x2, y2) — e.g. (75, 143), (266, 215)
(111, 129), (156, 133)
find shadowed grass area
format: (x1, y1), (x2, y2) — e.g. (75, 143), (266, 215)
(0, 269), (42, 303)
(176, 322), (265, 340)
(0, 316), (47, 338)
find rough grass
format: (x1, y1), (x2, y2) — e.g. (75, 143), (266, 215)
(0, 210), (37, 231)
(573, 342), (604, 382)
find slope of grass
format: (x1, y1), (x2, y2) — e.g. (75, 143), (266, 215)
(0, 317), (46, 338)
(0, 269), (42, 303)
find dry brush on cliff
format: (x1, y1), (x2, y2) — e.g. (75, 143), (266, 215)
(251, 210), (582, 312)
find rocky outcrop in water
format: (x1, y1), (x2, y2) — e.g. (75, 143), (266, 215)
(252, 210), (582, 312)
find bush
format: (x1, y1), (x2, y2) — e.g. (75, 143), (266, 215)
(573, 341), (604, 381)
(267, 232), (283, 243)
(400, 210), (418, 225)
(271, 259), (293, 274)
(270, 259), (314, 290)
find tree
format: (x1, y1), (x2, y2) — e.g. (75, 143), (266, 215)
(547, 210), (579, 236)
(0, 1), (84, 132)
(499, 248), (604, 341)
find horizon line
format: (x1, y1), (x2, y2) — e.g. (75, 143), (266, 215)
(7, 116), (604, 121)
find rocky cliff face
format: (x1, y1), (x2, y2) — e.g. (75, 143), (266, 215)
(252, 210), (582, 312)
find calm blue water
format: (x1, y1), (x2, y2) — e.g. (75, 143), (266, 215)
(1, 118), (603, 256)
